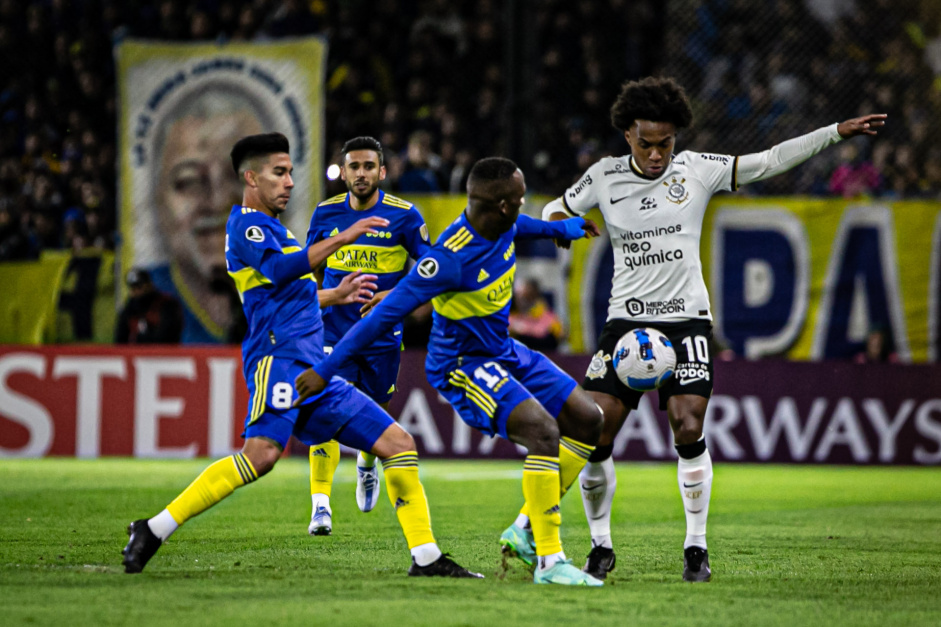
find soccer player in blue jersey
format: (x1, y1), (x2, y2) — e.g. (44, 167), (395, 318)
(305, 137), (431, 536)
(122, 133), (481, 579)
(295, 157), (608, 586)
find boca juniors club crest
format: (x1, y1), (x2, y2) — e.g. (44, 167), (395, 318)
(663, 176), (689, 204)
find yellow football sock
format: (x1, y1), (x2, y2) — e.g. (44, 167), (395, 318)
(166, 453), (258, 524)
(309, 440), (340, 497)
(523, 455), (562, 556)
(381, 452), (435, 549)
(559, 436), (595, 499)
(359, 451), (377, 467)
(518, 437), (595, 518)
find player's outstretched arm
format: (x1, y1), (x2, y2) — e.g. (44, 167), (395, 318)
(306, 216), (390, 269)
(515, 213), (599, 242)
(294, 283), (423, 404)
(319, 270), (379, 308)
(736, 114), (887, 187)
(541, 198), (585, 250)
(295, 251), (459, 405)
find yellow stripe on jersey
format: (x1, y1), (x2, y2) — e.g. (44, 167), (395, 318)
(443, 227), (473, 251)
(229, 248), (315, 294)
(432, 264), (515, 320)
(318, 194), (347, 206)
(383, 194), (413, 209)
(229, 266), (273, 294)
(326, 244), (408, 274)
(249, 357), (272, 424)
(449, 370), (497, 417)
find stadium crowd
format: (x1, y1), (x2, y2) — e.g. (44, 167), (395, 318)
(0, 0), (939, 262)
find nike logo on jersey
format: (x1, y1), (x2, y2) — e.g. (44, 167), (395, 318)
(610, 195), (631, 205)
(683, 481), (703, 488)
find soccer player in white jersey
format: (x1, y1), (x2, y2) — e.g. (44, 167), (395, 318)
(542, 76), (886, 582)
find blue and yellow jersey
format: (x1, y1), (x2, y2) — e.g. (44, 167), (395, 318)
(307, 190), (430, 352)
(225, 204), (324, 369)
(313, 212), (584, 382)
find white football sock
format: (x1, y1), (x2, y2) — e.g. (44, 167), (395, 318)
(579, 457), (616, 549)
(147, 509), (179, 541)
(537, 551), (566, 571)
(411, 542), (443, 567)
(677, 448), (713, 549)
(513, 513), (530, 530)
(358, 450), (377, 468)
(311, 493), (330, 513)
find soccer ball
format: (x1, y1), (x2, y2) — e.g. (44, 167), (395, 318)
(612, 328), (676, 391)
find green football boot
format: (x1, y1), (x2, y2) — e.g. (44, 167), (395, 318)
(499, 523), (536, 566)
(534, 559), (604, 586)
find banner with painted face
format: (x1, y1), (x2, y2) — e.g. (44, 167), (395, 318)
(116, 38), (326, 344)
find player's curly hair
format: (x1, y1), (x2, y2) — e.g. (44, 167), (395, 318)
(230, 132), (290, 175)
(341, 136), (385, 166)
(610, 77), (693, 132)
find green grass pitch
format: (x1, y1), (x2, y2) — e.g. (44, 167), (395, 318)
(1, 458), (940, 626)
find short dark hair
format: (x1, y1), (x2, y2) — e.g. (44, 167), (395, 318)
(468, 157), (518, 184)
(341, 136), (384, 166)
(230, 132), (290, 175)
(610, 77), (693, 132)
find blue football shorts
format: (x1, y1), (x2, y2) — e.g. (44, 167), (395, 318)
(243, 356), (394, 452)
(430, 340), (578, 439)
(323, 345), (401, 405)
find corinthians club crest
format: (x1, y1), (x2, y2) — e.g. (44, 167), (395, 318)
(586, 350), (612, 380)
(663, 176), (689, 204)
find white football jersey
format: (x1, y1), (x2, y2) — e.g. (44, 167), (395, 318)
(560, 151), (737, 323)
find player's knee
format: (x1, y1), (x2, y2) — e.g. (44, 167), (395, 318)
(241, 439), (281, 477)
(373, 423), (416, 458)
(527, 419), (560, 456)
(672, 422), (704, 446)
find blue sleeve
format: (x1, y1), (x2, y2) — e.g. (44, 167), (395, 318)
(230, 216), (312, 287)
(514, 213), (586, 240)
(403, 208), (432, 260)
(313, 249), (460, 379)
(258, 248), (312, 287)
